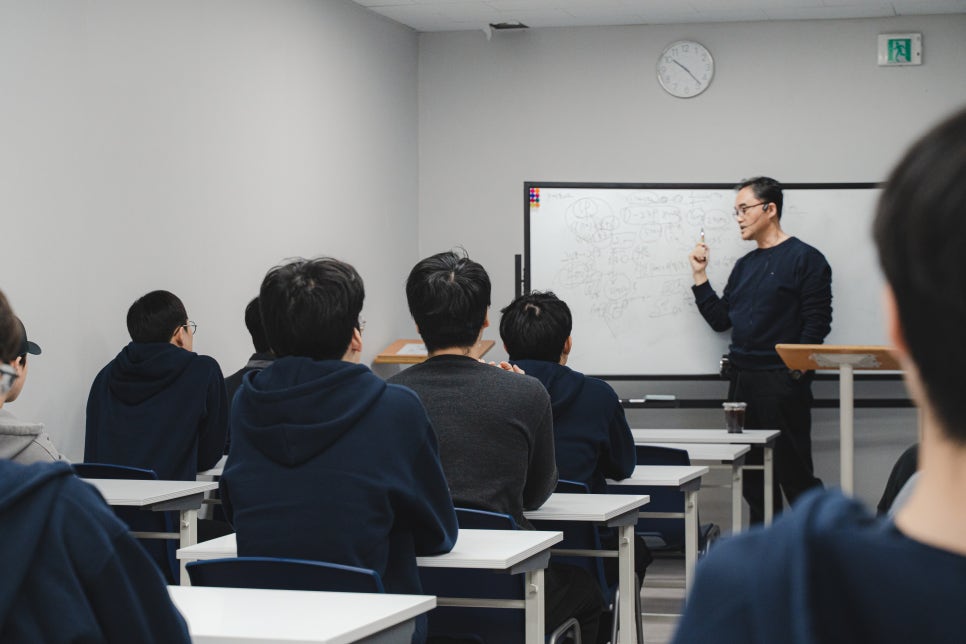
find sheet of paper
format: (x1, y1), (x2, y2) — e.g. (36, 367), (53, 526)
(396, 343), (427, 356)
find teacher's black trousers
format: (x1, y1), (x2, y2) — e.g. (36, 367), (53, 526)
(729, 368), (824, 524)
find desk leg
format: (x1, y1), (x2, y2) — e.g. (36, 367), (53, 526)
(617, 523), (639, 644)
(732, 463), (743, 534)
(840, 363), (854, 495)
(179, 508), (198, 586)
(763, 446), (774, 526)
(684, 489), (698, 595)
(525, 568), (545, 644)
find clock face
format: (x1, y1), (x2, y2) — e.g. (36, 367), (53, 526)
(657, 41), (714, 98)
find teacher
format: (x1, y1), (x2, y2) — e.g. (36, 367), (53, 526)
(688, 177), (832, 523)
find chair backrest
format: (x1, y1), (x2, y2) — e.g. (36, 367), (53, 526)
(73, 462), (179, 583)
(186, 557), (385, 593)
(72, 462), (158, 480)
(625, 445), (691, 550)
(555, 479), (591, 494)
(455, 507), (520, 530)
(423, 507), (526, 642)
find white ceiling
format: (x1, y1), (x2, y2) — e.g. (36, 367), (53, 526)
(353, 0), (966, 32)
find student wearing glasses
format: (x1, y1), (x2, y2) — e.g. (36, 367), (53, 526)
(688, 178), (832, 523)
(85, 290), (229, 581)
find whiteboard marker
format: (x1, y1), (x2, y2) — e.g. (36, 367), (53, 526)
(700, 227), (705, 243)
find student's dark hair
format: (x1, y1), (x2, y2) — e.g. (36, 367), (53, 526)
(244, 297), (270, 353)
(0, 290), (19, 363)
(405, 250), (491, 353)
(874, 106), (966, 442)
(259, 257), (364, 361)
(737, 176), (784, 219)
(126, 290), (188, 343)
(500, 291), (572, 362)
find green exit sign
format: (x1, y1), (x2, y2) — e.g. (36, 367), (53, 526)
(878, 33), (922, 66)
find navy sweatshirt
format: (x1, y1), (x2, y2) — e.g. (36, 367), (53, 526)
(511, 359), (635, 493)
(0, 460), (190, 643)
(692, 237), (832, 369)
(674, 489), (966, 644)
(221, 357), (457, 598)
(85, 342), (228, 481)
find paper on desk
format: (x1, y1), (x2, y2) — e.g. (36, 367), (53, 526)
(396, 343), (427, 356)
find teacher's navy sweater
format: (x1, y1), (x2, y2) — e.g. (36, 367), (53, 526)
(221, 357), (457, 597)
(692, 237), (832, 369)
(510, 360), (635, 493)
(85, 342), (228, 481)
(0, 460), (190, 643)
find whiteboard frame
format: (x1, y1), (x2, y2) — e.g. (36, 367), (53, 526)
(523, 181), (881, 379)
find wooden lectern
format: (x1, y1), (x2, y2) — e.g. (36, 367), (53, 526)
(775, 344), (901, 495)
(374, 339), (496, 365)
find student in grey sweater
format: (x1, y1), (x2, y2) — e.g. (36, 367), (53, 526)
(0, 319), (67, 464)
(389, 250), (603, 644)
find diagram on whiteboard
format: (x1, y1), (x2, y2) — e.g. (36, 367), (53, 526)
(526, 184), (884, 375)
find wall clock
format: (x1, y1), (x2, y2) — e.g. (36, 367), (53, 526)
(657, 40), (714, 98)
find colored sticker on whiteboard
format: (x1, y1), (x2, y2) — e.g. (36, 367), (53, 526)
(529, 187), (540, 207)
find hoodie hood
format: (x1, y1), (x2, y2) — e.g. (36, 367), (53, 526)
(0, 461), (73, 619)
(511, 360), (585, 417)
(234, 357), (385, 467)
(107, 342), (196, 405)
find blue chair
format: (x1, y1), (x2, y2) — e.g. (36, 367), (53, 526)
(420, 507), (581, 644)
(630, 446), (720, 554)
(185, 556), (385, 593)
(72, 462), (179, 583)
(544, 480), (641, 644)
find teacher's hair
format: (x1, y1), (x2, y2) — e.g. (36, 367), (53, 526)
(0, 290), (19, 363)
(874, 106), (966, 440)
(500, 291), (572, 363)
(737, 176), (784, 219)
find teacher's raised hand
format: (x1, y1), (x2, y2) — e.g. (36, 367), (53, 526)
(688, 243), (710, 285)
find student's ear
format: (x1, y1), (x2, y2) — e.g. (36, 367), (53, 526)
(343, 327), (363, 363)
(482, 309), (490, 329)
(560, 336), (573, 365)
(171, 327), (186, 348)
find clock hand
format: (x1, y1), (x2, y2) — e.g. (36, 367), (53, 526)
(672, 59), (701, 84)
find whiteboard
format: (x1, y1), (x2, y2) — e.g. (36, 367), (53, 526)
(525, 183), (884, 376)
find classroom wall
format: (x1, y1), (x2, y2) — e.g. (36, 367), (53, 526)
(2, 0), (419, 460)
(418, 15), (966, 506)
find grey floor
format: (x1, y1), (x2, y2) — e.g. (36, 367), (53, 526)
(641, 558), (686, 644)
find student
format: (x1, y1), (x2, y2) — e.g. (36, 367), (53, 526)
(85, 290), (228, 482)
(500, 291), (635, 494)
(224, 296), (274, 404)
(389, 251), (603, 644)
(673, 107), (966, 643)
(500, 291), (652, 585)
(221, 258), (457, 642)
(0, 289), (190, 643)
(0, 318), (68, 464)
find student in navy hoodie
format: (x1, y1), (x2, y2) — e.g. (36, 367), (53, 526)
(84, 290), (228, 482)
(85, 290), (229, 581)
(0, 289), (189, 643)
(674, 107), (966, 644)
(500, 291), (651, 584)
(221, 257), (457, 644)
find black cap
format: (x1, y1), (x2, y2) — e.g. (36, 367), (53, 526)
(16, 318), (41, 357)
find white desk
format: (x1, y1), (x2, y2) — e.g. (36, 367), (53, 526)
(178, 529), (562, 644)
(525, 493), (649, 644)
(606, 465), (707, 593)
(168, 585), (435, 644)
(632, 429), (780, 525)
(87, 478), (217, 582)
(639, 443), (750, 534)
